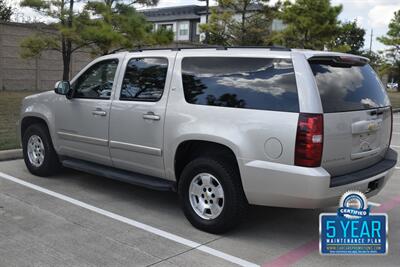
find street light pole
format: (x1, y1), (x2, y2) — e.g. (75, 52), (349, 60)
(369, 28), (373, 53)
(199, 0), (210, 44)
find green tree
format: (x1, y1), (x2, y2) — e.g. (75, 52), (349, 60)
(378, 10), (400, 52)
(20, 0), (86, 80)
(330, 20), (365, 54)
(103, 0), (158, 7)
(200, 0), (276, 46)
(274, 0), (342, 49)
(77, 2), (172, 55)
(0, 0), (12, 21)
(199, 7), (234, 46)
(20, 0), (169, 81)
(361, 50), (389, 77)
(378, 10), (400, 80)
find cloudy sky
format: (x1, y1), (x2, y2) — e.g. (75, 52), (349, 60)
(9, 0), (400, 52)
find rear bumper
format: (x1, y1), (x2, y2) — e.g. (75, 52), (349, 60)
(330, 148), (397, 187)
(240, 149), (397, 208)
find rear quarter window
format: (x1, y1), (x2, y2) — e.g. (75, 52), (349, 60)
(310, 63), (390, 113)
(181, 57), (299, 112)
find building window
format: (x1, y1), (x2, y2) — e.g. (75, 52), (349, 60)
(196, 22), (200, 35)
(179, 22), (189, 36)
(160, 24), (173, 31)
(272, 19), (286, 32)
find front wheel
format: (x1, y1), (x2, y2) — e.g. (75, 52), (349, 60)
(22, 123), (61, 176)
(178, 157), (247, 234)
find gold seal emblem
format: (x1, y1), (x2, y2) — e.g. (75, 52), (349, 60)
(368, 123), (376, 131)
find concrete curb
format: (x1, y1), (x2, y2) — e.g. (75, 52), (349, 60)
(0, 149), (22, 161)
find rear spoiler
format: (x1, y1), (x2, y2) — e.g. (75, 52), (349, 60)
(308, 55), (369, 67)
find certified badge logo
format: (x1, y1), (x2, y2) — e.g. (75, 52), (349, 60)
(338, 191), (369, 219)
(320, 191), (388, 255)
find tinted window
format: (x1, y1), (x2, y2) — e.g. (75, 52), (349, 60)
(120, 58), (168, 101)
(310, 63), (390, 113)
(73, 59), (118, 99)
(181, 57), (299, 112)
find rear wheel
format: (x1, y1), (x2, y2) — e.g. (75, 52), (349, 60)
(178, 157), (247, 233)
(22, 123), (61, 176)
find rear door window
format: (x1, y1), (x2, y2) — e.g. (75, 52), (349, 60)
(120, 57), (168, 102)
(181, 57), (299, 112)
(309, 63), (390, 113)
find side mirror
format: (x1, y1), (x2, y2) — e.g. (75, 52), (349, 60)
(54, 80), (73, 99)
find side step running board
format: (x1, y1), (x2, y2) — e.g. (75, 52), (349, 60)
(61, 158), (176, 192)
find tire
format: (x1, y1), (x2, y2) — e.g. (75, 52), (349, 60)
(22, 123), (61, 176)
(178, 157), (247, 234)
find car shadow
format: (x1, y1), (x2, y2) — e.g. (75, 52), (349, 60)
(49, 167), (335, 243)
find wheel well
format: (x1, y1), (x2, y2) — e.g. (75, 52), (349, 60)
(174, 140), (240, 182)
(21, 116), (48, 137)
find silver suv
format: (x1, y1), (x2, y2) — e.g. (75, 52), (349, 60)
(20, 47), (397, 233)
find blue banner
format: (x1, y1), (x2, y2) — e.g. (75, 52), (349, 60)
(320, 214), (387, 255)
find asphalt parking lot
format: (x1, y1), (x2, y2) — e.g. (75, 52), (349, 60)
(1, 118), (400, 267)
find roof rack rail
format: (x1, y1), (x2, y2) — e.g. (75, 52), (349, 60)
(225, 46), (291, 51)
(128, 45), (291, 53)
(108, 48), (127, 54)
(130, 45), (223, 52)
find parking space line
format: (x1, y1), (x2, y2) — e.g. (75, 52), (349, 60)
(368, 201), (381, 207)
(0, 172), (258, 267)
(390, 145), (400, 148)
(261, 240), (318, 267)
(375, 195), (400, 213)
(262, 195), (400, 267)
(392, 132), (400, 135)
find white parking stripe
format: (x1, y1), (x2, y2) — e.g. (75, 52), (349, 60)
(0, 172), (258, 267)
(392, 132), (400, 135)
(391, 145), (400, 148)
(368, 201), (381, 207)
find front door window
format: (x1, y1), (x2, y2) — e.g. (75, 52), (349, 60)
(73, 59), (119, 99)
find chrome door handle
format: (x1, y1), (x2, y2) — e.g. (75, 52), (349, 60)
(143, 112), (160, 121)
(92, 109), (107, 116)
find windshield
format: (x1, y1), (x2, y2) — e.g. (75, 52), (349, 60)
(309, 63), (390, 113)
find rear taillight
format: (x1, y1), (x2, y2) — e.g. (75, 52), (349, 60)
(389, 107), (393, 146)
(295, 113), (323, 167)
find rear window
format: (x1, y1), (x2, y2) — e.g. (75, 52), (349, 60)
(310, 63), (390, 113)
(181, 57), (299, 112)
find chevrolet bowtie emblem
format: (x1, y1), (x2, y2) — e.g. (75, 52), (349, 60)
(368, 123), (377, 131)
